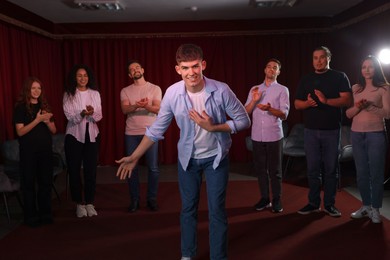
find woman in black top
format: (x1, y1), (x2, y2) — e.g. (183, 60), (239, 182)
(13, 77), (57, 227)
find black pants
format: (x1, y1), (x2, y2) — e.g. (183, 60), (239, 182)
(19, 148), (53, 223)
(65, 132), (99, 204)
(252, 139), (283, 201)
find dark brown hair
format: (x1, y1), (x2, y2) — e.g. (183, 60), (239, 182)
(267, 58), (282, 69)
(314, 46), (332, 58)
(64, 64), (97, 96)
(357, 55), (389, 90)
(176, 44), (203, 64)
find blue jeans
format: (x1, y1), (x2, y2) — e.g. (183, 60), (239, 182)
(178, 155), (229, 260)
(125, 135), (159, 201)
(351, 131), (387, 208)
(304, 128), (340, 207)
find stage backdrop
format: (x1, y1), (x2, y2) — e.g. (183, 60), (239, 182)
(1, 8), (390, 165)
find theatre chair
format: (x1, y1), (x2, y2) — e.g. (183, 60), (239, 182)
(245, 136), (253, 152)
(282, 123), (305, 177)
(338, 125), (354, 190)
(1, 137), (64, 205)
(1, 140), (23, 224)
(52, 133), (67, 201)
(1, 139), (20, 181)
(0, 169), (23, 224)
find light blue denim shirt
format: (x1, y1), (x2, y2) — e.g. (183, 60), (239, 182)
(145, 76), (250, 170)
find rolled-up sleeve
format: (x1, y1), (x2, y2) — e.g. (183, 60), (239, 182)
(223, 86), (251, 134)
(145, 87), (175, 142)
(280, 86), (290, 119)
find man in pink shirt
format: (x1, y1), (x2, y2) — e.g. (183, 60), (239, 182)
(120, 60), (162, 212)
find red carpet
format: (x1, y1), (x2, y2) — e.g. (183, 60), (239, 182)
(1, 181), (389, 260)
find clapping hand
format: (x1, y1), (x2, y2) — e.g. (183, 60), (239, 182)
(81, 105), (94, 117)
(257, 102), (271, 111)
(314, 89), (327, 104)
(85, 105), (94, 115)
(37, 109), (53, 123)
(355, 99), (370, 110)
(251, 87), (262, 103)
(136, 97), (149, 108)
(306, 93), (318, 107)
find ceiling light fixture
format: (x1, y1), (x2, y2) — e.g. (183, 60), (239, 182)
(74, 0), (125, 11)
(249, 0), (298, 8)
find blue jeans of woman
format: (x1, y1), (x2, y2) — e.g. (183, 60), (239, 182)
(304, 128), (340, 208)
(351, 131), (387, 208)
(178, 155), (229, 260)
(125, 134), (159, 202)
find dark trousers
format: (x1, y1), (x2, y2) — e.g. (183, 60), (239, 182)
(65, 132), (99, 204)
(19, 148), (53, 223)
(304, 128), (339, 207)
(252, 139), (283, 201)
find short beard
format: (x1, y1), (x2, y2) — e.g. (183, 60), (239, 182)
(133, 73), (143, 80)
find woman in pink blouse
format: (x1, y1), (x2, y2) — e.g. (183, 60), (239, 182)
(63, 64), (103, 218)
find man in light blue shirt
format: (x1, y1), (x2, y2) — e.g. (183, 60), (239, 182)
(245, 58), (289, 213)
(116, 44), (250, 260)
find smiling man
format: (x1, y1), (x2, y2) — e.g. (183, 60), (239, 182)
(294, 46), (352, 218)
(120, 60), (162, 213)
(245, 58), (289, 214)
(116, 43), (250, 260)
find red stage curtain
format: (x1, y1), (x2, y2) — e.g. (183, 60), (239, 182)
(0, 22), (64, 142)
(1, 21), (330, 165)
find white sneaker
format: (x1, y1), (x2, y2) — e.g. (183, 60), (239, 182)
(351, 206), (372, 219)
(76, 204), (87, 218)
(181, 257), (192, 260)
(371, 208), (382, 224)
(86, 204), (98, 217)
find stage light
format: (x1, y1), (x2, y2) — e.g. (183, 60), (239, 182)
(378, 48), (390, 65)
(74, 0), (125, 11)
(249, 0), (298, 8)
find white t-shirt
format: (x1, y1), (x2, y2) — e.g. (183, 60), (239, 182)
(187, 88), (218, 159)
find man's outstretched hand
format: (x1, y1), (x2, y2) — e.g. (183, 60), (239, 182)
(115, 156), (138, 180)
